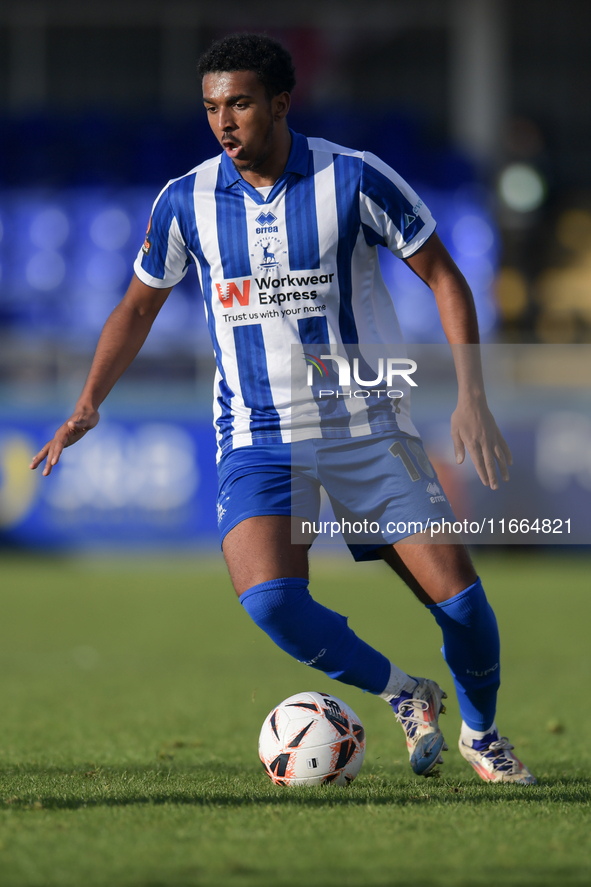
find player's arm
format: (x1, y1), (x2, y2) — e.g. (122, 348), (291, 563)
(30, 274), (173, 476)
(404, 233), (512, 489)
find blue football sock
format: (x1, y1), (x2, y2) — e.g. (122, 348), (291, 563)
(240, 577), (390, 694)
(427, 578), (500, 731)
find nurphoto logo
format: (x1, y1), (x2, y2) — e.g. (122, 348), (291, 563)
(303, 353), (418, 399)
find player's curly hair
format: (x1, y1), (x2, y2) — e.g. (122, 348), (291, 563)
(197, 34), (296, 98)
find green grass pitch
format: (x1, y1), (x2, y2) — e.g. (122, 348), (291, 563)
(0, 549), (590, 886)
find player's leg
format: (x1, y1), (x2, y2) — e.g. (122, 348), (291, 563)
(225, 515), (444, 775)
(219, 444), (446, 775)
(382, 539), (535, 783)
(381, 538), (477, 605)
(222, 514), (309, 595)
(382, 540), (498, 730)
(312, 430), (532, 781)
(224, 514), (415, 698)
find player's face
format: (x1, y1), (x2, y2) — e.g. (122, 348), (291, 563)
(202, 71), (289, 173)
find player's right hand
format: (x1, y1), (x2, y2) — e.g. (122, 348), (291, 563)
(29, 408), (100, 476)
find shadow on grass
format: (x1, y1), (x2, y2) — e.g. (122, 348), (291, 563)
(2, 763), (590, 811)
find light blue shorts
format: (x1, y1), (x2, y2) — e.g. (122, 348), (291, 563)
(216, 433), (456, 561)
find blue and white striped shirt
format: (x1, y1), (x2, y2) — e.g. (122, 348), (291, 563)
(134, 131), (436, 456)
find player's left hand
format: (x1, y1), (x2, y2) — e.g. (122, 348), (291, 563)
(451, 399), (512, 490)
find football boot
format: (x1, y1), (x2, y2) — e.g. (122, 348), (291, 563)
(390, 678), (448, 776)
(459, 731), (536, 784)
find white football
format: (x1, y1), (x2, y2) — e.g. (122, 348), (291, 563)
(259, 691), (366, 786)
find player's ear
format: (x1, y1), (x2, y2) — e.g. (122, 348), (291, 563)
(272, 91), (291, 121)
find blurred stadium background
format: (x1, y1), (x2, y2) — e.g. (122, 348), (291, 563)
(0, 0), (590, 550)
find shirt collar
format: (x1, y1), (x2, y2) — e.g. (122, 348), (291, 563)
(220, 130), (309, 188)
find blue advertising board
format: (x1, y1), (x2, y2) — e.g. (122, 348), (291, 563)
(0, 417), (219, 550)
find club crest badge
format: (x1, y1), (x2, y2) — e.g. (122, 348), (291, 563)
(254, 235), (282, 270)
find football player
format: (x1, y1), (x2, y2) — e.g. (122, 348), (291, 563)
(31, 34), (534, 784)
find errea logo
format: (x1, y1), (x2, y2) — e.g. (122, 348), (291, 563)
(256, 211), (277, 226)
(426, 482), (446, 504)
(255, 210), (278, 234)
(404, 201), (423, 230)
(215, 279), (250, 308)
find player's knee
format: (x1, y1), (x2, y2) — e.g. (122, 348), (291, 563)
(239, 577), (311, 629)
(428, 577), (496, 631)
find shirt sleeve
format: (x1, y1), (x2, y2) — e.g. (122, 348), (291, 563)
(359, 152), (436, 258)
(133, 184), (191, 288)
